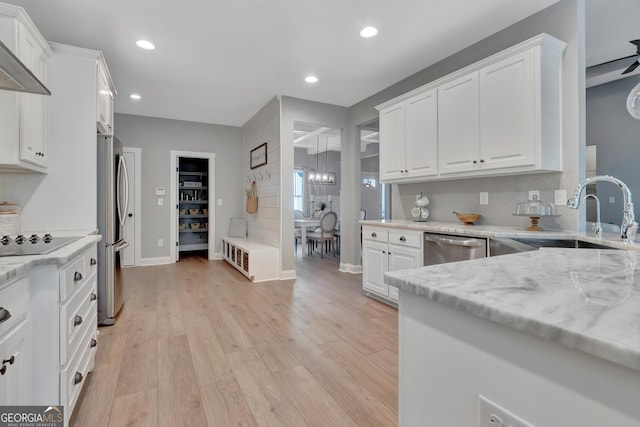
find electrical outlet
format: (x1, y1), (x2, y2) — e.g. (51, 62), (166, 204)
(157, 239), (164, 247)
(479, 395), (535, 427)
(554, 189), (567, 206)
(158, 197), (164, 206)
(528, 190), (540, 201)
(217, 198), (223, 206)
(480, 192), (489, 205)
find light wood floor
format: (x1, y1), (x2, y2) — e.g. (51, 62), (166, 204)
(71, 253), (398, 427)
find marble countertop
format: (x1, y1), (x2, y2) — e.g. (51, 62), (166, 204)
(0, 230), (102, 283)
(386, 248), (640, 371)
(361, 219), (639, 250)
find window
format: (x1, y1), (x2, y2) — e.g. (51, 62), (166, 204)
(293, 169), (304, 211)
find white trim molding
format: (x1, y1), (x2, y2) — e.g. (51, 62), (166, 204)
(139, 257), (173, 266)
(279, 270), (296, 280)
(339, 263), (363, 274)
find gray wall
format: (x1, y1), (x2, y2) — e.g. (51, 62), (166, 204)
(586, 74), (640, 225)
(340, 0), (583, 267)
(114, 113), (243, 259)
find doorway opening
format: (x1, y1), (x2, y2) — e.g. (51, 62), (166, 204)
(169, 150), (216, 262)
(360, 119), (390, 221)
(293, 121), (341, 261)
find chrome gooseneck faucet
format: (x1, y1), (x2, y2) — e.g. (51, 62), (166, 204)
(582, 194), (602, 239)
(567, 175), (638, 244)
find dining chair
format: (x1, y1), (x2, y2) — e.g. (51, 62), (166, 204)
(294, 209), (304, 254)
(306, 211), (337, 258)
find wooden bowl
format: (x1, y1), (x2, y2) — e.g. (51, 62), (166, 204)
(455, 213), (481, 225)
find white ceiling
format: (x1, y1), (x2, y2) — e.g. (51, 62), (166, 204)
(8, 0), (562, 127)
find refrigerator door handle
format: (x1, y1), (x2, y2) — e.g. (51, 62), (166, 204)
(114, 240), (129, 252)
(117, 156), (130, 227)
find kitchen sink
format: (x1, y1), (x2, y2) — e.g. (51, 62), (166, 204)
(489, 237), (616, 257)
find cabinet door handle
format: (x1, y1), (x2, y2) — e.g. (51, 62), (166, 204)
(399, 236), (406, 242)
(473, 160), (478, 164)
(382, 250), (386, 254)
(90, 293), (97, 301)
(74, 271), (83, 282)
(0, 365), (5, 375)
(74, 372), (83, 385)
(0, 307), (11, 324)
(90, 338), (97, 348)
(90, 258), (97, 266)
(371, 232), (377, 238)
(3, 356), (15, 365)
(74, 315), (83, 327)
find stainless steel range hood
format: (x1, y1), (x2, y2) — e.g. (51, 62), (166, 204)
(0, 39), (50, 95)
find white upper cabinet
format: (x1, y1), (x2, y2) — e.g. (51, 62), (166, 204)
(438, 72), (480, 175)
(96, 58), (114, 135)
(379, 88), (438, 182)
(376, 33), (566, 183)
(0, 5), (52, 173)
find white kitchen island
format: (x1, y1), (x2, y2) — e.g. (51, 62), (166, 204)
(386, 248), (640, 426)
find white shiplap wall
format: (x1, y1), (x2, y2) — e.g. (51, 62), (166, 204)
(242, 98), (281, 248)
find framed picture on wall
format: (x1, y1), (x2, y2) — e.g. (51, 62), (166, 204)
(250, 142), (267, 169)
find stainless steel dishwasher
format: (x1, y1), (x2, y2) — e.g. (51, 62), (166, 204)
(423, 232), (487, 265)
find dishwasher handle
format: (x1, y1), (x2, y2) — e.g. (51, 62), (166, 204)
(424, 235), (483, 248)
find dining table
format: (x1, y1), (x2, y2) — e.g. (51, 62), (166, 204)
(294, 217), (339, 257)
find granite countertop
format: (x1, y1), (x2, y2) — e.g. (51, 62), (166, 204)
(386, 248), (640, 371)
(0, 230), (102, 283)
(361, 219), (639, 250)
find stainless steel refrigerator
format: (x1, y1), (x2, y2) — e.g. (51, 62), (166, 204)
(97, 135), (129, 326)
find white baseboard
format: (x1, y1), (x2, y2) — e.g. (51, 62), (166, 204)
(210, 252), (223, 260)
(279, 270), (296, 280)
(139, 256), (173, 266)
(339, 263), (363, 274)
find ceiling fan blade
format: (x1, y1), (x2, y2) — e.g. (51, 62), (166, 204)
(622, 60), (640, 75)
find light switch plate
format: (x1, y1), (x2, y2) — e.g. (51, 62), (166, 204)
(554, 189), (567, 206)
(480, 192), (489, 205)
(155, 187), (165, 196)
(609, 196), (616, 204)
(217, 198), (222, 206)
(528, 190), (540, 200)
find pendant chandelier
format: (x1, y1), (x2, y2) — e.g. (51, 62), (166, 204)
(307, 135), (336, 184)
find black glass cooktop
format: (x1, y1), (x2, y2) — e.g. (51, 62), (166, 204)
(0, 234), (81, 257)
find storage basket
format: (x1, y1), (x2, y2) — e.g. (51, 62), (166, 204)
(190, 223), (200, 230)
(189, 209), (199, 216)
(179, 223), (186, 230)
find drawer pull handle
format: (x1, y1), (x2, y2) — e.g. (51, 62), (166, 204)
(90, 293), (97, 301)
(0, 308), (11, 324)
(371, 232), (377, 237)
(74, 372), (83, 385)
(74, 315), (83, 327)
(3, 356), (15, 365)
(399, 236), (406, 242)
(90, 338), (97, 348)
(0, 365), (5, 375)
(74, 272), (83, 282)
(90, 258), (97, 266)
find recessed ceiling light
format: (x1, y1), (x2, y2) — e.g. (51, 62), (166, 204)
(360, 26), (378, 38)
(130, 93), (142, 100)
(305, 75), (318, 83)
(136, 40), (155, 50)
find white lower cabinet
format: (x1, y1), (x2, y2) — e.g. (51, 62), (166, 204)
(363, 226), (422, 304)
(26, 242), (98, 426)
(0, 275), (30, 405)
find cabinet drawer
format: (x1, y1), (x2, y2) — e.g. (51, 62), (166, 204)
(60, 279), (96, 366)
(388, 229), (422, 248)
(0, 276), (28, 337)
(85, 246), (98, 277)
(362, 226), (388, 243)
(59, 255), (86, 301)
(61, 315), (97, 421)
